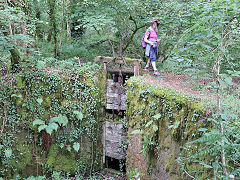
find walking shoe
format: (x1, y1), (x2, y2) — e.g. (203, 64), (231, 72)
(143, 66), (149, 72)
(153, 70), (160, 76)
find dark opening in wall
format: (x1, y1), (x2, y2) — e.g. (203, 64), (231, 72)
(105, 109), (125, 117)
(105, 156), (126, 172)
(109, 72), (133, 85)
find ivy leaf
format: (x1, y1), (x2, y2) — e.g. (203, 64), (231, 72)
(36, 98), (43, 105)
(145, 120), (153, 127)
(73, 142), (80, 152)
(4, 148), (12, 158)
(38, 125), (47, 132)
(57, 114), (68, 126)
(131, 129), (143, 135)
(59, 143), (64, 149)
(48, 122), (59, 131)
(45, 126), (54, 135)
(153, 125), (158, 132)
(33, 119), (45, 126)
(67, 145), (71, 152)
(139, 89), (145, 94)
(153, 113), (161, 120)
(73, 111), (83, 120)
(219, 79), (227, 89)
(50, 115), (68, 127)
(11, 94), (17, 98)
(49, 116), (59, 123)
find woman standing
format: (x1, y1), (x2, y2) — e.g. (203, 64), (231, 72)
(143, 20), (161, 76)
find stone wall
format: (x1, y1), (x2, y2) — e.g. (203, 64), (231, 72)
(0, 65), (105, 178)
(126, 76), (211, 180)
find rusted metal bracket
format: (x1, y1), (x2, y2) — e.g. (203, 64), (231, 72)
(118, 70), (123, 113)
(112, 74), (115, 120)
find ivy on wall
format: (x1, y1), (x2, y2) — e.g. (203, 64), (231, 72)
(0, 63), (104, 178)
(126, 76), (239, 179)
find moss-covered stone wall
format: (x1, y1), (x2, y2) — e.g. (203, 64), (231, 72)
(126, 76), (212, 180)
(0, 64), (105, 179)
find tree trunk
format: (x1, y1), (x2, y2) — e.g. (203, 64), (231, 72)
(66, 0), (71, 39)
(8, 23), (16, 44)
(22, 22), (27, 54)
(34, 0), (43, 40)
(217, 24), (228, 177)
(58, 0), (65, 52)
(10, 47), (21, 71)
(216, 56), (228, 177)
(47, 29), (52, 42)
(122, 24), (145, 53)
(48, 0), (58, 58)
(3, 25), (21, 72)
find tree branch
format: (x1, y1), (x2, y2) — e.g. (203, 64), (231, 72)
(122, 24), (146, 53)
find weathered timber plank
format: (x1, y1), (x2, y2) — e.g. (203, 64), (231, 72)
(106, 95), (127, 104)
(106, 86), (127, 95)
(106, 88), (127, 94)
(94, 56), (142, 65)
(103, 121), (127, 159)
(134, 60), (140, 76)
(107, 67), (134, 74)
(105, 121), (123, 127)
(106, 102), (126, 108)
(106, 104), (126, 110)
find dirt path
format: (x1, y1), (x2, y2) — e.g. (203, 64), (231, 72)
(141, 72), (215, 100)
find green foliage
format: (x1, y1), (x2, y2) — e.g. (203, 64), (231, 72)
(126, 76), (208, 178)
(73, 111), (83, 120)
(73, 142), (80, 152)
(0, 62), (104, 178)
(47, 145), (77, 174)
(1, 0), (240, 179)
(33, 115), (68, 135)
(126, 168), (144, 180)
(25, 176), (46, 180)
(178, 112), (240, 178)
(126, 75), (240, 179)
(170, 0), (240, 74)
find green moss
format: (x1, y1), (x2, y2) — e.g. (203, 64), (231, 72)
(16, 75), (25, 88)
(2, 65), (107, 178)
(97, 65), (107, 106)
(8, 131), (33, 178)
(126, 76), (211, 179)
(16, 93), (23, 106)
(41, 111), (50, 120)
(20, 106), (27, 120)
(124, 57), (142, 64)
(10, 144), (33, 171)
(43, 96), (51, 108)
(47, 145), (77, 174)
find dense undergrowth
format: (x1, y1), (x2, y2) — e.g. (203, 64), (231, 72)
(1, 0), (240, 179)
(0, 61), (106, 179)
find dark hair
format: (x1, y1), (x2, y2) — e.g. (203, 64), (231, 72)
(150, 20), (158, 26)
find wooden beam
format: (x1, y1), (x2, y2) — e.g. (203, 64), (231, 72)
(134, 60), (140, 76)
